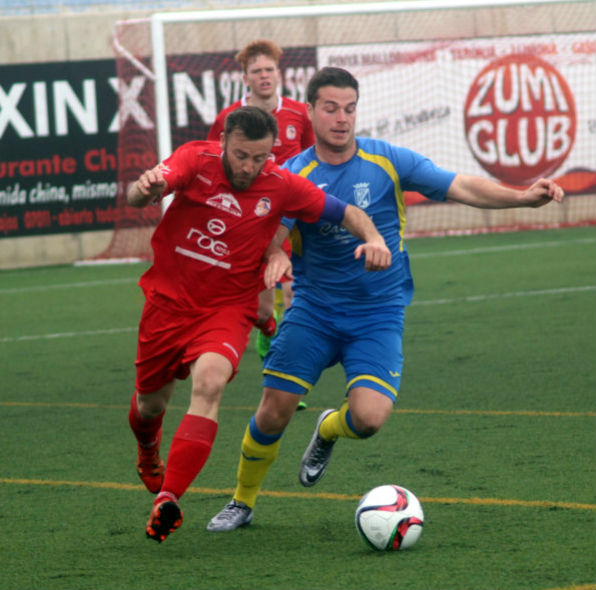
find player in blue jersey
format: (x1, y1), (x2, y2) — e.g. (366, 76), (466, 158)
(206, 67), (565, 531)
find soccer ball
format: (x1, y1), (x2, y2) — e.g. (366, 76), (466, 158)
(355, 484), (424, 551)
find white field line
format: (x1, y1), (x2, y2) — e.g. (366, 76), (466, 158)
(409, 237), (594, 259)
(0, 277), (137, 295)
(412, 285), (595, 306)
(0, 327), (138, 343)
(1, 285), (593, 344)
(1, 237), (593, 296)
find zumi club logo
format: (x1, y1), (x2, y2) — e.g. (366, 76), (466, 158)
(464, 53), (576, 186)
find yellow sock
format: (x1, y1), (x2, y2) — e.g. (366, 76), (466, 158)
(319, 402), (361, 441)
(234, 424), (281, 509)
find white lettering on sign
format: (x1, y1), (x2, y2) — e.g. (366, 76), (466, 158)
(464, 53), (576, 185)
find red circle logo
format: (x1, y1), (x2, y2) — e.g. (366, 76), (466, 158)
(464, 53), (576, 185)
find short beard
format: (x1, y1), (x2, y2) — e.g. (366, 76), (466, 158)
(222, 152), (250, 190)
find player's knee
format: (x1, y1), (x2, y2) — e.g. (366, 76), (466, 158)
(354, 421), (381, 438)
(136, 387), (172, 418)
(257, 288), (275, 321)
(137, 396), (166, 418)
(256, 393), (295, 432)
(191, 369), (226, 404)
(256, 304), (273, 322)
(255, 406), (290, 433)
(350, 409), (390, 438)
(348, 388), (394, 436)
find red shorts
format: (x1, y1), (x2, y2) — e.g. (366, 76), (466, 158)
(135, 299), (256, 394)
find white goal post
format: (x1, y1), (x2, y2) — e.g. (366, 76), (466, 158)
(104, 0), (595, 260)
(150, 0), (586, 163)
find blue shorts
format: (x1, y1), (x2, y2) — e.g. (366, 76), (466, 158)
(263, 298), (405, 402)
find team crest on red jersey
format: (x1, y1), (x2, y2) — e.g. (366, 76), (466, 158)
(286, 125), (297, 140)
(254, 197), (272, 217)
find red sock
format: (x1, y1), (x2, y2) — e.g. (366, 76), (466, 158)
(128, 392), (164, 448)
(257, 314), (276, 337)
(158, 414), (218, 502)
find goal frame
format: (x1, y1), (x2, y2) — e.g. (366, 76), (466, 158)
(149, 0), (576, 166)
(104, 0), (594, 260)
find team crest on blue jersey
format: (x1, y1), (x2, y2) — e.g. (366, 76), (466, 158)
(286, 125), (297, 140)
(254, 197), (271, 217)
(353, 182), (371, 208)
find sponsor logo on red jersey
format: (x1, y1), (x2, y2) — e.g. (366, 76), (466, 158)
(206, 192), (243, 216)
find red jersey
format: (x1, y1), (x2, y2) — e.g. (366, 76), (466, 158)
(207, 96), (314, 164)
(139, 141), (325, 312)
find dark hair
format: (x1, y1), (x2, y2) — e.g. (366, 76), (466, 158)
(224, 106), (278, 141)
(306, 67), (359, 105)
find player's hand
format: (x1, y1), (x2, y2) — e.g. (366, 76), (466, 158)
(354, 239), (391, 271)
(128, 165), (168, 207)
(136, 167), (167, 197)
(263, 247), (293, 289)
(523, 178), (565, 208)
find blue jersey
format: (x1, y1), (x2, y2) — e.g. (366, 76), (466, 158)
(282, 137), (456, 309)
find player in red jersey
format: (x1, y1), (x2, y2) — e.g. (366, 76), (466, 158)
(208, 40), (314, 363)
(208, 40), (314, 164)
(126, 106), (391, 543)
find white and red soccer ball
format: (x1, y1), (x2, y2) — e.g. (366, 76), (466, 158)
(355, 484), (424, 551)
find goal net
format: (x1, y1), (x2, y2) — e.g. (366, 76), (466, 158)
(102, 0), (596, 260)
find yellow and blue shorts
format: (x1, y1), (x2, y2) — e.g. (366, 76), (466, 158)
(263, 299), (404, 402)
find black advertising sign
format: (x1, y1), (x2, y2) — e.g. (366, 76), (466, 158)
(0, 59), (124, 238)
(160, 47), (317, 150)
(1, 48), (317, 239)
